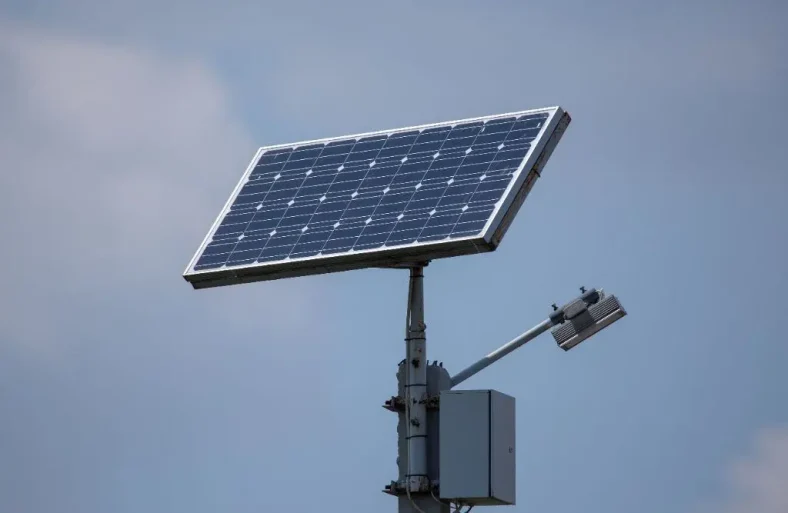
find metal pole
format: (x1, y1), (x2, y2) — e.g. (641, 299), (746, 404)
(405, 265), (428, 493)
(450, 318), (553, 387)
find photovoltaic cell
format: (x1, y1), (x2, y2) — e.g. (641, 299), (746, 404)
(184, 106), (570, 288)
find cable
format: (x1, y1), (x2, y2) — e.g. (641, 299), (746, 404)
(407, 487), (427, 513)
(430, 487), (452, 507)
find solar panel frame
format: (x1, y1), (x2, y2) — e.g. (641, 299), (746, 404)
(183, 106), (570, 288)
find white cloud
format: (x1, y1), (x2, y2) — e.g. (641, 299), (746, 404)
(701, 426), (788, 513)
(0, 23), (247, 261)
(0, 23), (322, 355)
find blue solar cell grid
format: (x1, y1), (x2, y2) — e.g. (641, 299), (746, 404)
(190, 111), (552, 274)
(182, 106), (572, 288)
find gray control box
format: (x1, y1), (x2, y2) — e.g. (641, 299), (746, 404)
(439, 389), (515, 506)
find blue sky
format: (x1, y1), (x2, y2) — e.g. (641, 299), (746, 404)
(1, 1), (787, 512)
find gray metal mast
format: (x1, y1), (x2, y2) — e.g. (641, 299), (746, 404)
(405, 264), (428, 493)
(398, 263), (450, 513)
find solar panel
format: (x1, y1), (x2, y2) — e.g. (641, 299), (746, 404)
(184, 106), (570, 288)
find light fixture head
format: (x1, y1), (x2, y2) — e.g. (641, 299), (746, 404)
(551, 293), (627, 351)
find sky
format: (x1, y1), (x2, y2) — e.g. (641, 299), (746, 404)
(0, 1), (787, 512)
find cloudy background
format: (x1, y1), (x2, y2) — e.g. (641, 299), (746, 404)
(1, 1), (787, 512)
